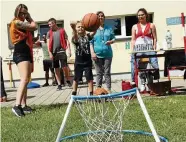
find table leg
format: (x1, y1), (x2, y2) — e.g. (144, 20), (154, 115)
(134, 54), (139, 87)
(8, 61), (13, 88)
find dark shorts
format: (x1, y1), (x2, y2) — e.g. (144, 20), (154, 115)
(53, 52), (67, 68)
(74, 64), (93, 82)
(13, 40), (33, 64)
(43, 60), (55, 72)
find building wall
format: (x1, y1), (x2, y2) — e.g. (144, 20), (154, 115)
(1, 1), (186, 81)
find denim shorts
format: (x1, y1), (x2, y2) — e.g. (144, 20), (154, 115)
(13, 40), (33, 64)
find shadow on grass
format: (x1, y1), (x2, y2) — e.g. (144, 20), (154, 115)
(153, 91), (186, 97)
(170, 91), (186, 96)
(171, 86), (186, 95)
(34, 103), (69, 110)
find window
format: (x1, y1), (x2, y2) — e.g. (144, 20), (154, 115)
(36, 21), (64, 38)
(105, 13), (153, 39)
(104, 18), (121, 36)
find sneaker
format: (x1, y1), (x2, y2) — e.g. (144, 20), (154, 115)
(42, 83), (49, 87)
(22, 105), (33, 113)
(12, 105), (25, 117)
(140, 84), (146, 92)
(57, 85), (62, 91)
(0, 96), (7, 102)
(89, 92), (93, 96)
(66, 81), (72, 87)
(72, 91), (77, 95)
(107, 89), (112, 94)
(145, 84), (150, 92)
(52, 81), (58, 86)
(79, 80), (83, 85)
(97, 86), (101, 89)
(0, 97), (3, 102)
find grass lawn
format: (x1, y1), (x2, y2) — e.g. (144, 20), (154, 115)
(1, 95), (186, 142)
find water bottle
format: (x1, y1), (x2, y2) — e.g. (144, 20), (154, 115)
(165, 30), (172, 49)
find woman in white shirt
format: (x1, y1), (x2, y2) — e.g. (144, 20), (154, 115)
(131, 8), (159, 92)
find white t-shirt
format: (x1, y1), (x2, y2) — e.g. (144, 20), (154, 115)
(133, 24), (154, 51)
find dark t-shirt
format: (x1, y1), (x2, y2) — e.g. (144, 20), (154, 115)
(72, 34), (92, 66)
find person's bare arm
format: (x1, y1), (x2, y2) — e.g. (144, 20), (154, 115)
(66, 39), (71, 57)
(15, 13), (37, 31)
(89, 31), (97, 38)
(47, 38), (50, 50)
(151, 23), (157, 50)
(47, 38), (53, 60)
(90, 44), (97, 60)
(105, 28), (115, 45)
(33, 40), (42, 48)
(131, 25), (136, 51)
(15, 20), (37, 31)
(70, 21), (78, 42)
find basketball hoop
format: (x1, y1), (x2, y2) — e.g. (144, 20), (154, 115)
(55, 88), (168, 142)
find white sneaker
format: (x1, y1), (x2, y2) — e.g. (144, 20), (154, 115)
(145, 84), (150, 91)
(140, 84), (146, 92)
(131, 81), (136, 85)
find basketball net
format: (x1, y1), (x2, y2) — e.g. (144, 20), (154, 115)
(74, 96), (131, 142)
(56, 88), (161, 142)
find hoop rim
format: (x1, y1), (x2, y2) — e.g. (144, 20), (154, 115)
(60, 129), (168, 142)
(72, 88), (137, 101)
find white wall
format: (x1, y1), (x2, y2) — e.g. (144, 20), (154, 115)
(1, 1), (186, 81)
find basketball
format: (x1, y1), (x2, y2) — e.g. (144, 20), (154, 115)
(82, 13), (100, 32)
(93, 88), (108, 96)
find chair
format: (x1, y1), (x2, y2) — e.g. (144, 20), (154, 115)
(134, 54), (159, 88)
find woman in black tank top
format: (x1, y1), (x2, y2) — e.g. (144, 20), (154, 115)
(10, 4), (37, 117)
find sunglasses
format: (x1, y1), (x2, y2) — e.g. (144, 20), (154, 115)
(19, 12), (28, 16)
(98, 14), (105, 18)
(138, 14), (145, 17)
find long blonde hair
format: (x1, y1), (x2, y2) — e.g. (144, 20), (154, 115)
(14, 4), (28, 18)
